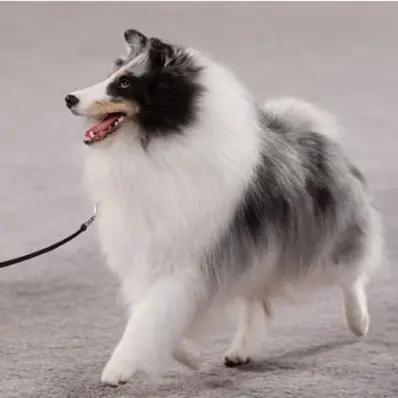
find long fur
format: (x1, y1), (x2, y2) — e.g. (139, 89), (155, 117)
(66, 31), (383, 385)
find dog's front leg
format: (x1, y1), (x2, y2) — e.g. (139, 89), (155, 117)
(101, 272), (207, 386)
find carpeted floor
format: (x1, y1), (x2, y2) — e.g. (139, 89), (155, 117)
(0, 3), (397, 397)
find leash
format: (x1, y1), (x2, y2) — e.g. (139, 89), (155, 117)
(0, 206), (97, 269)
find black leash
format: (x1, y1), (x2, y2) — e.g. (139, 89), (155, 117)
(0, 208), (97, 269)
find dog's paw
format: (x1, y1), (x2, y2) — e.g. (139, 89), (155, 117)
(173, 340), (201, 370)
(223, 349), (250, 368)
(101, 357), (135, 386)
(348, 311), (370, 337)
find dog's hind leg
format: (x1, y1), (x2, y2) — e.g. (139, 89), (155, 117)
(342, 279), (369, 337)
(224, 299), (267, 367)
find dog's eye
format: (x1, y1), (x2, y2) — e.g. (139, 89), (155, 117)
(118, 76), (130, 89)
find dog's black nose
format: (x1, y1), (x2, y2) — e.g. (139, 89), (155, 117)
(65, 94), (79, 108)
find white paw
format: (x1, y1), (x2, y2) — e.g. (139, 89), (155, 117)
(348, 311), (369, 337)
(224, 348), (250, 368)
(173, 340), (201, 370)
(101, 356), (135, 386)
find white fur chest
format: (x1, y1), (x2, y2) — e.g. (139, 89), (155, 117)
(83, 130), (256, 290)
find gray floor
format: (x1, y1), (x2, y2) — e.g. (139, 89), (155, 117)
(0, 3), (397, 397)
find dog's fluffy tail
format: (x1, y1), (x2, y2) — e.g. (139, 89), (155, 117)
(261, 97), (342, 141)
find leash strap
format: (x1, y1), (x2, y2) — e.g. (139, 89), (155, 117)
(0, 208), (96, 269)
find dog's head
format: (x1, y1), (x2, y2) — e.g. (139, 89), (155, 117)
(65, 30), (203, 146)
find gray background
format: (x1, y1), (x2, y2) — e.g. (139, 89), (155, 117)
(0, 2), (397, 397)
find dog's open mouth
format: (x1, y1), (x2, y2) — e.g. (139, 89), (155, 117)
(84, 113), (126, 145)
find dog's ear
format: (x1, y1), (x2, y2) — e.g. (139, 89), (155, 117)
(124, 29), (148, 55)
(148, 37), (174, 69)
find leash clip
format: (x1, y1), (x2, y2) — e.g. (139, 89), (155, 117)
(81, 204), (98, 230)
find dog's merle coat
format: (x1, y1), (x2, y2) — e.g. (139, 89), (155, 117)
(206, 108), (370, 285)
(68, 29), (383, 383)
(103, 30), (371, 285)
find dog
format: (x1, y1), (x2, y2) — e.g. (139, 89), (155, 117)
(65, 29), (383, 386)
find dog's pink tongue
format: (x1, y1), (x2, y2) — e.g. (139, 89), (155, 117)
(84, 113), (121, 142)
